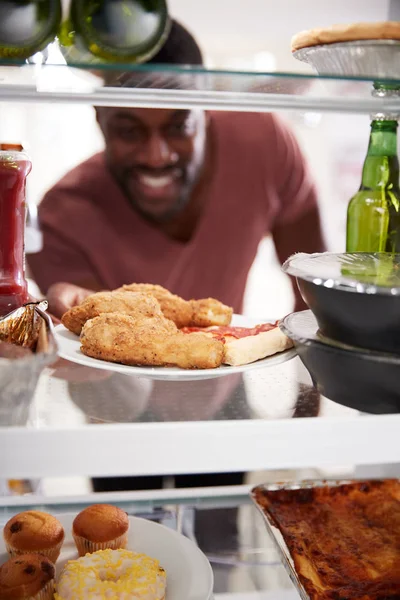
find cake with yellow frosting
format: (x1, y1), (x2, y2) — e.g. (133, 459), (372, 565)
(54, 548), (166, 600)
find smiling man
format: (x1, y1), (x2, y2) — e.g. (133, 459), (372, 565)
(28, 19), (325, 314)
(100, 106), (207, 223)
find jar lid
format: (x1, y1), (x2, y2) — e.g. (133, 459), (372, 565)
(0, 143), (23, 151)
(282, 252), (400, 295)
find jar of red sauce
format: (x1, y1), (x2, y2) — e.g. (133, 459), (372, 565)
(0, 150), (31, 316)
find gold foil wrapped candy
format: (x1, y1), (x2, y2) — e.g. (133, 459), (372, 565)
(0, 301), (48, 351)
(0, 301), (57, 426)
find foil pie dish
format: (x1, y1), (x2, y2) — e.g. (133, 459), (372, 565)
(293, 40), (400, 80)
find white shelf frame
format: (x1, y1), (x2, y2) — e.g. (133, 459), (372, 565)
(0, 84), (400, 114)
(1, 414), (399, 479)
(0, 484), (252, 510)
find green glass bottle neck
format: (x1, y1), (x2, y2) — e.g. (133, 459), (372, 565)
(367, 120), (398, 155)
(360, 120), (400, 190)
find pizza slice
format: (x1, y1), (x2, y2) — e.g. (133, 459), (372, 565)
(181, 321), (293, 366)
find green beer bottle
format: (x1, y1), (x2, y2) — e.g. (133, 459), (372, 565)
(59, 0), (170, 63)
(0, 0), (61, 60)
(346, 116), (400, 253)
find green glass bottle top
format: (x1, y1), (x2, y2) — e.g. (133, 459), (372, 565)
(346, 117), (400, 254)
(0, 0), (61, 60)
(60, 0), (170, 63)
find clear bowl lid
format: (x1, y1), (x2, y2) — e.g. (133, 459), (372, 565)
(282, 252), (400, 295)
(0, 150), (31, 164)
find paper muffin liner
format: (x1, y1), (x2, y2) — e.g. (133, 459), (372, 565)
(5, 538), (64, 563)
(73, 532), (128, 556)
(31, 579), (55, 600)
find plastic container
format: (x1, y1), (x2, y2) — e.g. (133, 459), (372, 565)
(0, 303), (57, 426)
(282, 251), (400, 354)
(279, 310), (400, 414)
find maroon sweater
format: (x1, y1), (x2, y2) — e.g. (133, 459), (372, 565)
(28, 112), (320, 313)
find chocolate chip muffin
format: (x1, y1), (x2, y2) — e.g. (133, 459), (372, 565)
(0, 553), (55, 600)
(4, 511), (64, 563)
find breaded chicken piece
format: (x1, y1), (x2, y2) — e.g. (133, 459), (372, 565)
(118, 283), (233, 328)
(118, 283), (192, 328)
(189, 298), (233, 328)
(62, 291), (162, 335)
(81, 312), (224, 369)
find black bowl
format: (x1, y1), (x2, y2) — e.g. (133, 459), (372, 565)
(280, 311), (400, 414)
(297, 278), (400, 354)
(283, 252), (400, 355)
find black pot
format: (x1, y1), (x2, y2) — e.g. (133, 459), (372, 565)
(280, 311), (400, 415)
(283, 252), (400, 355)
(297, 278), (400, 354)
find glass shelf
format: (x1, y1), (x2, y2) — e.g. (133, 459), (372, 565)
(1, 56), (400, 113)
(1, 357), (400, 479)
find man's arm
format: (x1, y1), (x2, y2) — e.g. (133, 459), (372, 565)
(269, 116), (326, 311)
(273, 205), (325, 311)
(27, 225), (102, 293)
(27, 225), (104, 317)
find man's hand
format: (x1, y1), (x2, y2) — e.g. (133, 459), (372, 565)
(46, 282), (93, 319)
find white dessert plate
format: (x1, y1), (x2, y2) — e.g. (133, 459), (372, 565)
(0, 513), (214, 600)
(54, 314), (296, 381)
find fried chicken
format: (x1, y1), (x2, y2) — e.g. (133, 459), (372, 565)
(118, 283), (233, 328)
(189, 298), (233, 328)
(62, 291), (162, 335)
(80, 312), (224, 369)
(118, 283), (192, 328)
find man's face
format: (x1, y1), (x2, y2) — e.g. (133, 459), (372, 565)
(96, 107), (207, 222)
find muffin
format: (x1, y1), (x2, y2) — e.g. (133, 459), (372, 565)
(4, 511), (64, 563)
(72, 504), (129, 556)
(0, 553), (55, 600)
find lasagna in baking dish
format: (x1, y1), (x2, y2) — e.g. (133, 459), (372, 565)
(253, 479), (400, 600)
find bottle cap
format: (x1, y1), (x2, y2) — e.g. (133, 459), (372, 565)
(372, 84), (400, 98)
(370, 112), (400, 122)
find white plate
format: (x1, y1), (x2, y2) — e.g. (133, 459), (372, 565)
(0, 514), (213, 600)
(54, 314), (296, 381)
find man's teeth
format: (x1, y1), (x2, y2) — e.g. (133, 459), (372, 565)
(139, 174), (174, 188)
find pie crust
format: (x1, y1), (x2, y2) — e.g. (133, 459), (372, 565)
(291, 21), (400, 52)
